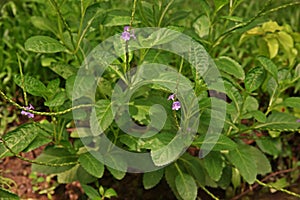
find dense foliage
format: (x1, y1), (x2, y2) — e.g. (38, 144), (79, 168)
(1, 0), (300, 199)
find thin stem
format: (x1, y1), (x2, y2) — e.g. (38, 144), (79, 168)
(157, 0), (174, 27)
(256, 179), (300, 198)
(0, 89), (93, 116)
(130, 0), (138, 27)
(0, 137), (78, 166)
(200, 185), (220, 200)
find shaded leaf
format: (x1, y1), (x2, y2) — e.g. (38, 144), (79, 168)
(0, 188), (20, 200)
(143, 168), (164, 189)
(14, 75), (47, 97)
(175, 173), (197, 200)
(79, 152), (104, 178)
(215, 56), (245, 80)
(203, 151), (224, 181)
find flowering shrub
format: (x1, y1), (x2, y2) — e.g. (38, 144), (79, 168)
(0, 0), (300, 200)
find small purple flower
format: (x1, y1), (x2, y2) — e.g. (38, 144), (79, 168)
(168, 94), (175, 100)
(21, 104), (34, 118)
(172, 101), (181, 111)
(121, 26), (136, 41)
(297, 119), (300, 123)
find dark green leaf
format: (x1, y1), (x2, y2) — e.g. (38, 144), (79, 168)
(227, 145), (257, 184)
(256, 138), (282, 157)
(248, 146), (271, 175)
(0, 123), (39, 158)
(44, 91), (67, 107)
(143, 168), (164, 189)
(175, 173), (197, 200)
(203, 151), (224, 181)
(193, 134), (237, 151)
(25, 36), (67, 53)
(283, 97), (300, 108)
(32, 147), (77, 174)
(79, 152), (104, 178)
(57, 164), (96, 184)
(0, 188), (20, 199)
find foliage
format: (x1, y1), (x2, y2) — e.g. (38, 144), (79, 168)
(0, 0), (300, 199)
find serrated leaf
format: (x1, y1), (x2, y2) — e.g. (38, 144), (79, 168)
(25, 36), (67, 53)
(256, 137), (281, 157)
(215, 56), (245, 80)
(283, 97), (300, 108)
(175, 173), (197, 200)
(248, 146), (271, 175)
(0, 123), (39, 158)
(257, 56), (278, 81)
(193, 134), (237, 151)
(203, 151), (224, 181)
(14, 75), (47, 97)
(227, 145), (257, 184)
(79, 152), (104, 178)
(32, 147), (77, 174)
(105, 155), (127, 180)
(143, 168), (164, 189)
(90, 100), (114, 135)
(245, 66), (266, 92)
(248, 110), (266, 123)
(255, 111), (300, 130)
(165, 164), (183, 200)
(0, 188), (20, 200)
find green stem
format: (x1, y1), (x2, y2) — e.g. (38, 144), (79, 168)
(0, 137), (78, 166)
(0, 89), (93, 116)
(157, 0), (174, 27)
(200, 185), (220, 200)
(256, 179), (300, 198)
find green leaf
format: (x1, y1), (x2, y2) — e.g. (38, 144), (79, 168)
(105, 155), (127, 180)
(23, 124), (52, 152)
(165, 164), (183, 200)
(44, 91), (67, 107)
(107, 167), (126, 180)
(81, 184), (101, 200)
(180, 154), (206, 186)
(215, 56), (245, 80)
(0, 123), (39, 158)
(104, 188), (118, 198)
(0, 188), (20, 199)
(140, 28), (181, 47)
(203, 151), (224, 181)
(257, 56), (278, 81)
(30, 16), (58, 35)
(227, 145), (257, 184)
(32, 147), (77, 174)
(25, 36), (67, 53)
(217, 166), (232, 189)
(248, 110), (266, 123)
(193, 134), (237, 151)
(282, 97), (300, 108)
(255, 111), (300, 130)
(245, 66), (266, 92)
(46, 62), (76, 79)
(79, 152), (104, 178)
(256, 138), (281, 157)
(103, 15), (133, 26)
(57, 164), (96, 184)
(264, 36), (279, 58)
(248, 146), (271, 175)
(143, 168), (164, 189)
(14, 75), (47, 97)
(193, 15), (210, 37)
(214, 0), (228, 12)
(90, 100), (114, 135)
(175, 173), (197, 200)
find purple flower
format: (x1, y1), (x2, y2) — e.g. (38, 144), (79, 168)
(297, 119), (300, 123)
(21, 104), (34, 118)
(168, 94), (175, 100)
(172, 101), (181, 111)
(121, 26), (136, 41)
